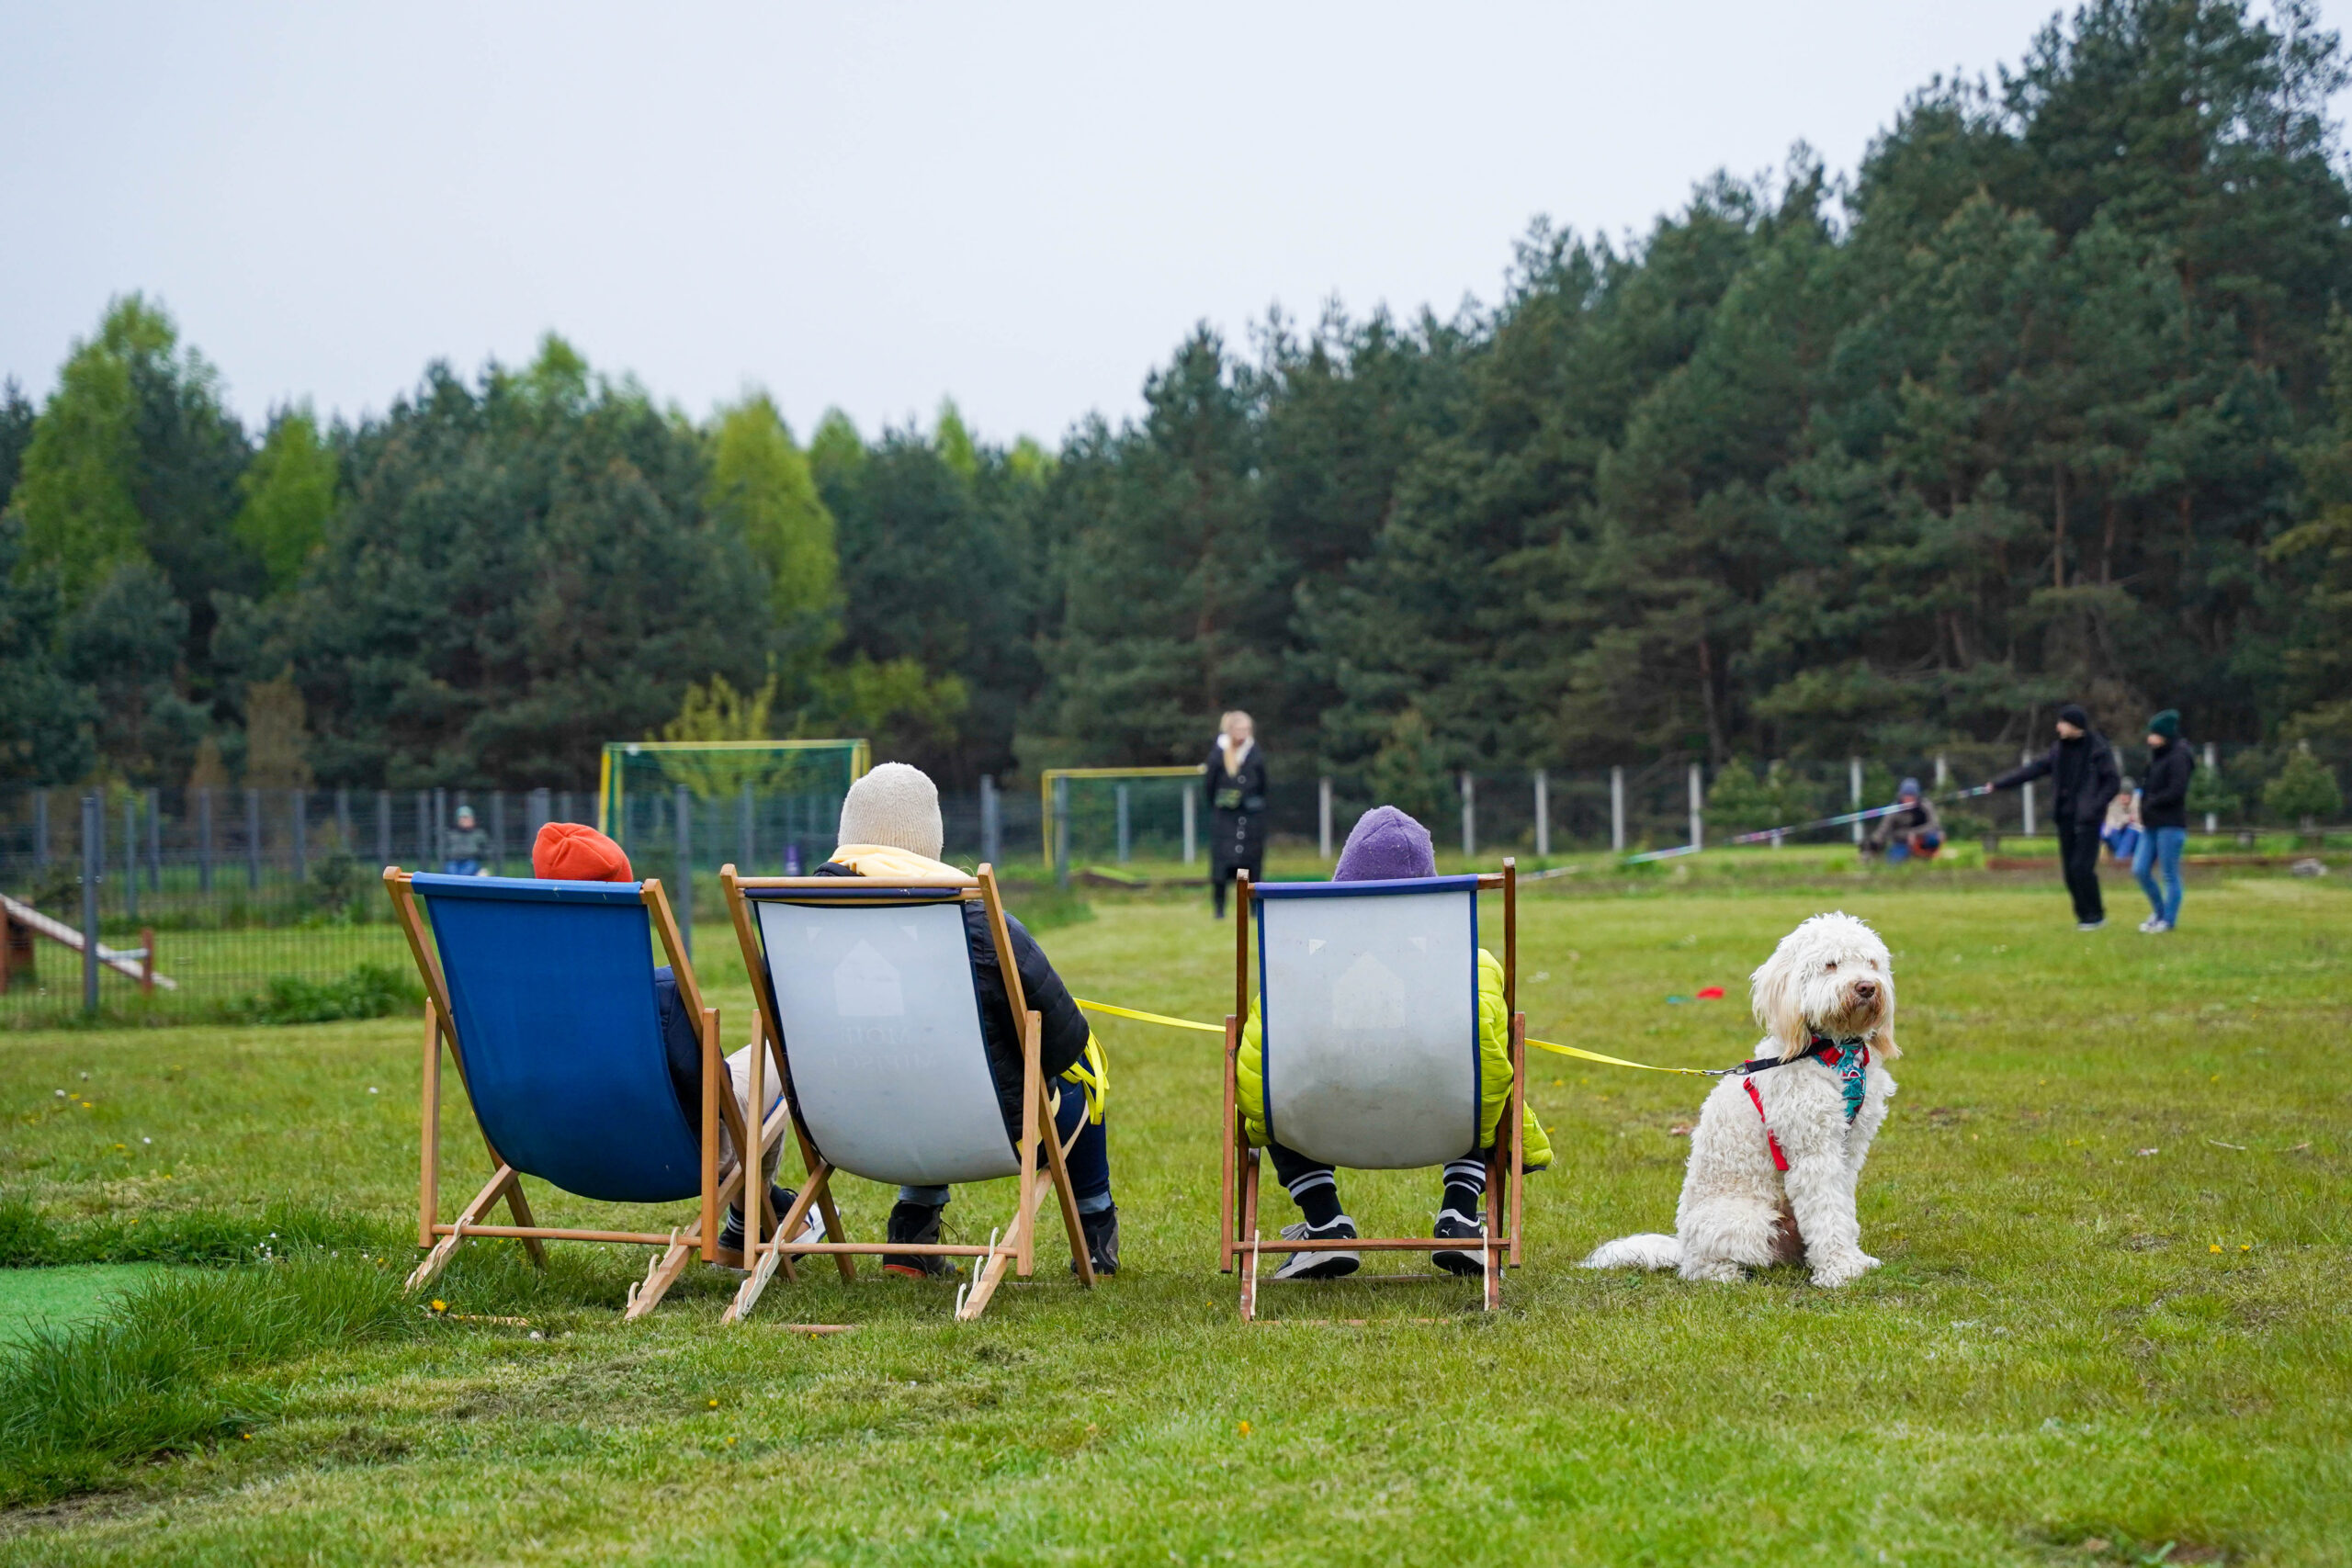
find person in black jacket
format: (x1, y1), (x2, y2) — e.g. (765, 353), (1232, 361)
(1205, 710), (1267, 919)
(2132, 708), (2191, 933)
(1988, 704), (2122, 929)
(812, 763), (1117, 1278)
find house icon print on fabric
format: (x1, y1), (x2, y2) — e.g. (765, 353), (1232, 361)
(1331, 951), (1409, 1031)
(834, 938), (904, 1017)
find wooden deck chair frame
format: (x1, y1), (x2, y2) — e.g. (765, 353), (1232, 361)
(718, 863), (1095, 1324)
(386, 867), (790, 1320)
(1218, 861), (1526, 1321)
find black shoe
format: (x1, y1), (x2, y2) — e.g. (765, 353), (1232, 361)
(1431, 1208), (1487, 1277)
(717, 1183), (816, 1257)
(1271, 1217), (1360, 1280)
(1073, 1204), (1119, 1275)
(885, 1201), (954, 1279)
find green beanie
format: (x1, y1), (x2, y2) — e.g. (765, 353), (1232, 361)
(2147, 709), (2180, 740)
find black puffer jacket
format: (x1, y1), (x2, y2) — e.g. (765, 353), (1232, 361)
(2139, 739), (2192, 831)
(813, 859), (1091, 1139)
(1995, 731), (2121, 825)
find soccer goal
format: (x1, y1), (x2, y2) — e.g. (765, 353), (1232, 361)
(1039, 766), (1207, 871)
(599, 739), (868, 878)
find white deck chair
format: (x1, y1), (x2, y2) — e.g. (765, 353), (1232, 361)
(718, 864), (1094, 1323)
(1220, 864), (1526, 1319)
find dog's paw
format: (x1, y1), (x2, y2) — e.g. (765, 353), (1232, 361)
(1679, 1258), (1746, 1284)
(1809, 1252), (1878, 1289)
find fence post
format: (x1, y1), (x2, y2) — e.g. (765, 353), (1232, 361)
(1688, 762), (1704, 851)
(1317, 776), (1333, 862)
(245, 787), (263, 890)
(1534, 769), (1550, 860)
(1934, 753), (1950, 791)
(123, 795), (139, 923)
(33, 789), (48, 869)
(979, 776), (1001, 867)
(1460, 772), (1477, 859)
(146, 787), (161, 889)
(1849, 757), (1864, 844)
(2020, 752), (2036, 836)
(1181, 782), (1195, 866)
(198, 788), (213, 891)
(376, 790), (391, 869)
(1610, 766), (1626, 853)
(490, 792), (506, 875)
(292, 791), (309, 886)
(434, 788), (447, 868)
(415, 791), (431, 866)
(1114, 784), (1131, 863)
(527, 787), (549, 849)
(140, 927), (154, 996)
(673, 784), (693, 959)
(80, 794), (100, 1014)
(558, 790), (573, 828)
(1054, 776), (1070, 889)
(2201, 742), (2219, 834)
(335, 786), (352, 854)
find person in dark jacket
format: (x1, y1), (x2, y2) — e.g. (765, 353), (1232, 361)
(2132, 709), (2191, 933)
(1988, 704), (2122, 929)
(810, 763), (1117, 1278)
(1205, 711), (1267, 919)
(1862, 779), (1943, 863)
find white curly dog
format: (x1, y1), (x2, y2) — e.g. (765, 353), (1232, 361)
(1584, 911), (1898, 1288)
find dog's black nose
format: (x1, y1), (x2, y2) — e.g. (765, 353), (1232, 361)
(1853, 980), (1878, 1000)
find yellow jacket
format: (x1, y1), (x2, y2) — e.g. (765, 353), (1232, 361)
(1237, 947), (1552, 1169)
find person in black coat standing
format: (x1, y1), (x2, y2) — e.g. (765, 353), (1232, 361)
(2132, 708), (2192, 933)
(1989, 703), (2122, 930)
(1205, 710), (1267, 919)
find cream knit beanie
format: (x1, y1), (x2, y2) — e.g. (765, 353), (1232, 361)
(836, 762), (944, 861)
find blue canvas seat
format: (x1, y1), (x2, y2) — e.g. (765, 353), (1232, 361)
(718, 864), (1096, 1324)
(388, 869), (784, 1319)
(1220, 865), (1529, 1318)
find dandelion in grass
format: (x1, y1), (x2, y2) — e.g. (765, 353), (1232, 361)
(1238, 1421), (1251, 1436)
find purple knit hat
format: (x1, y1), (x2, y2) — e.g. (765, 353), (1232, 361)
(1333, 806), (1437, 882)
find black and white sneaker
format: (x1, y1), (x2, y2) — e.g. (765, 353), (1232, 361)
(885, 1201), (956, 1279)
(2077, 919), (2106, 931)
(1073, 1204), (1119, 1276)
(717, 1183), (821, 1258)
(1430, 1208), (1487, 1277)
(1270, 1217), (1359, 1280)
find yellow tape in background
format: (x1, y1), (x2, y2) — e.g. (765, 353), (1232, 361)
(1075, 998), (1708, 1075)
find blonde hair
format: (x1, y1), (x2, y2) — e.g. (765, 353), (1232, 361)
(1219, 710), (1253, 736)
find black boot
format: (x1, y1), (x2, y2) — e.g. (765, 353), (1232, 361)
(1073, 1203), (1119, 1276)
(885, 1201), (953, 1279)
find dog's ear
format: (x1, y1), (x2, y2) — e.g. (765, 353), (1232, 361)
(1749, 942), (1809, 1059)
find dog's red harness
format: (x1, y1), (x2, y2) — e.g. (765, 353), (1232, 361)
(1742, 1036), (1869, 1172)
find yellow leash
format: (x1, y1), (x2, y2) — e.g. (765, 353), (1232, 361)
(1076, 998), (1708, 1075)
(1073, 998), (1227, 1034)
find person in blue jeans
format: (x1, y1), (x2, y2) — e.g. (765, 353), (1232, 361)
(2133, 709), (2191, 933)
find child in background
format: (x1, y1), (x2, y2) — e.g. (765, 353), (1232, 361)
(1236, 806), (1553, 1279)
(2101, 782), (2143, 865)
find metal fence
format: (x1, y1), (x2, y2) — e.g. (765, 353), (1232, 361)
(4, 740), (2339, 1021)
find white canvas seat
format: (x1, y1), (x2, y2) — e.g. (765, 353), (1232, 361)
(1220, 866), (1528, 1319)
(720, 865), (1094, 1323)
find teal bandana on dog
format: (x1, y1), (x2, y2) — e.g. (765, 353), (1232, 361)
(1814, 1034), (1871, 1122)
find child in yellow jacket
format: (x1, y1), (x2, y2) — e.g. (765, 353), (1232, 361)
(1237, 806), (1551, 1279)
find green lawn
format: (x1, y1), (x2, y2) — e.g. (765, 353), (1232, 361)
(2, 872), (2347, 1564)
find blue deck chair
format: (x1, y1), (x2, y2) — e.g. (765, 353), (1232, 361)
(385, 868), (787, 1319)
(1219, 864), (1527, 1319)
(718, 863), (1094, 1323)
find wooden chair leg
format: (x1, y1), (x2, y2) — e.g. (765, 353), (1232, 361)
(406, 1165), (518, 1292)
(626, 1230), (695, 1321)
(793, 1124), (856, 1283)
(1039, 1084), (1095, 1289)
(1237, 1147), (1261, 1321)
(1219, 1017), (1239, 1272)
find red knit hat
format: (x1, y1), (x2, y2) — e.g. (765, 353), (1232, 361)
(531, 822), (633, 882)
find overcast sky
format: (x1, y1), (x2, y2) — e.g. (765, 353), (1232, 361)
(5, 2), (2341, 448)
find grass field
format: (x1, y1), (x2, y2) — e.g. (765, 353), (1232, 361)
(1, 867), (2347, 1565)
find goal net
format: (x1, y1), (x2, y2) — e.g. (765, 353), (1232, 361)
(599, 739), (868, 878)
(1039, 767), (1207, 871)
